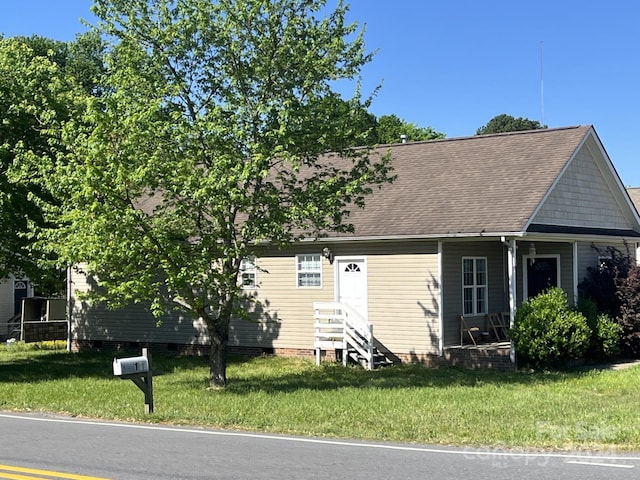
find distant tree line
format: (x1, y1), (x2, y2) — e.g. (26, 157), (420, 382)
(476, 113), (547, 135)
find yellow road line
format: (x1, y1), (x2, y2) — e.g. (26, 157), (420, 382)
(0, 464), (110, 480)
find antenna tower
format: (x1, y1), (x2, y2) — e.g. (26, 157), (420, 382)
(540, 41), (544, 125)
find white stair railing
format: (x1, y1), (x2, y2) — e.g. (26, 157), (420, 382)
(313, 302), (374, 370)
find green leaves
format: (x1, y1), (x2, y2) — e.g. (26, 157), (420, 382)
(476, 114), (547, 135)
(0, 35), (95, 294)
(15, 0), (395, 386)
(511, 288), (591, 369)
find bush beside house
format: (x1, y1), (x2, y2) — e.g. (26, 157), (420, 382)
(578, 245), (640, 358)
(511, 288), (591, 369)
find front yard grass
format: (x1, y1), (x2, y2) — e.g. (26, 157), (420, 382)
(1, 342), (639, 451)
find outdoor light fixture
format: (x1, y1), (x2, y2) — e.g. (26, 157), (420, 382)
(322, 247), (334, 264)
(529, 242), (536, 265)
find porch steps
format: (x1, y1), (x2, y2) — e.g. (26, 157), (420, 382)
(346, 346), (394, 368)
(4, 313), (21, 341)
(314, 301), (393, 370)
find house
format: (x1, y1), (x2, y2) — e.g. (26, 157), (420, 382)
(628, 187), (640, 215)
(626, 187), (640, 261)
(68, 125), (640, 368)
(0, 276), (34, 340)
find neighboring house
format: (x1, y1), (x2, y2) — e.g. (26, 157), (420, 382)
(68, 125), (640, 368)
(628, 187), (640, 215)
(0, 276), (33, 340)
(627, 187), (640, 261)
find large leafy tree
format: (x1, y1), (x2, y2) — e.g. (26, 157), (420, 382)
(0, 34), (103, 295)
(476, 113), (547, 135)
(28, 0), (393, 387)
(374, 114), (444, 144)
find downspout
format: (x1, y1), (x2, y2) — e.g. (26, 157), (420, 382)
(438, 240), (444, 356)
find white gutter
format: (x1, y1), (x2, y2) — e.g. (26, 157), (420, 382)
(298, 232), (527, 244)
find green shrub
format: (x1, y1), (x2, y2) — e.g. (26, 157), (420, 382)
(0, 340), (67, 352)
(594, 314), (622, 358)
(616, 263), (640, 357)
(576, 297), (622, 360)
(512, 288), (591, 369)
(578, 245), (632, 317)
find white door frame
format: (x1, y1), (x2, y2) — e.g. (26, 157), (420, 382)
(522, 254), (561, 300)
(333, 256), (368, 320)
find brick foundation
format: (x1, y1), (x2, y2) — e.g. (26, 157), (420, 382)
(70, 339), (318, 360)
(443, 343), (515, 370)
(71, 339), (515, 370)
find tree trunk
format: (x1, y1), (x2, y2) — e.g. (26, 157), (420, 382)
(204, 272), (237, 388)
(209, 336), (227, 388)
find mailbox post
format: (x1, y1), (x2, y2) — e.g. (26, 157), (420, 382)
(113, 348), (154, 413)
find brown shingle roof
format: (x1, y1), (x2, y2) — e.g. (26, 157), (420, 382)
(339, 125), (592, 238)
(132, 125), (597, 239)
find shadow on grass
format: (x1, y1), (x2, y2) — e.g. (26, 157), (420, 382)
(0, 349), (240, 383)
(0, 350), (116, 382)
(222, 361), (582, 395)
(0, 349), (612, 391)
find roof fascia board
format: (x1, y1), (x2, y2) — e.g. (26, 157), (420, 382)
(522, 232), (640, 244)
(299, 229), (636, 245)
(299, 232), (527, 244)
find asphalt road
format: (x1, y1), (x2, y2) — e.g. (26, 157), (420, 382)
(0, 412), (638, 479)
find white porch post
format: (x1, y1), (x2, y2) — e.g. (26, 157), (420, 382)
(438, 240), (444, 356)
(506, 239), (517, 364)
(573, 241), (579, 305)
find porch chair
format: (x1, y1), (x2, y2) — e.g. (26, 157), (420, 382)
(500, 312), (511, 340)
(460, 315), (480, 346)
(487, 312), (509, 341)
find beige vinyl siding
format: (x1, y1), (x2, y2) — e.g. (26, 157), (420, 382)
(366, 243), (439, 356)
(231, 241), (441, 355)
(69, 266), (208, 345)
(533, 140), (631, 230)
(229, 249), (334, 349)
(70, 242), (442, 356)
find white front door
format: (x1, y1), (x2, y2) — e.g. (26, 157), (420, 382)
(336, 258), (368, 320)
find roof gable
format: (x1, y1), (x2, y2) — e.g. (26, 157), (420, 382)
(530, 131), (640, 234)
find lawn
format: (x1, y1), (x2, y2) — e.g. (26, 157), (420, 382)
(1, 341), (639, 451)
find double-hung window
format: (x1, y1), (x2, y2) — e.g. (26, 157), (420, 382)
(462, 257), (487, 316)
(240, 256), (257, 289)
(296, 254), (322, 287)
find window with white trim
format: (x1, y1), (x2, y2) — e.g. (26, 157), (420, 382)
(296, 254), (322, 287)
(240, 256), (257, 289)
(462, 257), (487, 316)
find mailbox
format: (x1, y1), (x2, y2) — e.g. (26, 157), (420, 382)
(113, 356), (149, 376)
(112, 349), (154, 414)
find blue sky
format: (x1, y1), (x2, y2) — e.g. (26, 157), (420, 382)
(1, 0), (639, 186)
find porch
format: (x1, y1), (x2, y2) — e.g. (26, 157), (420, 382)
(443, 342), (514, 370)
